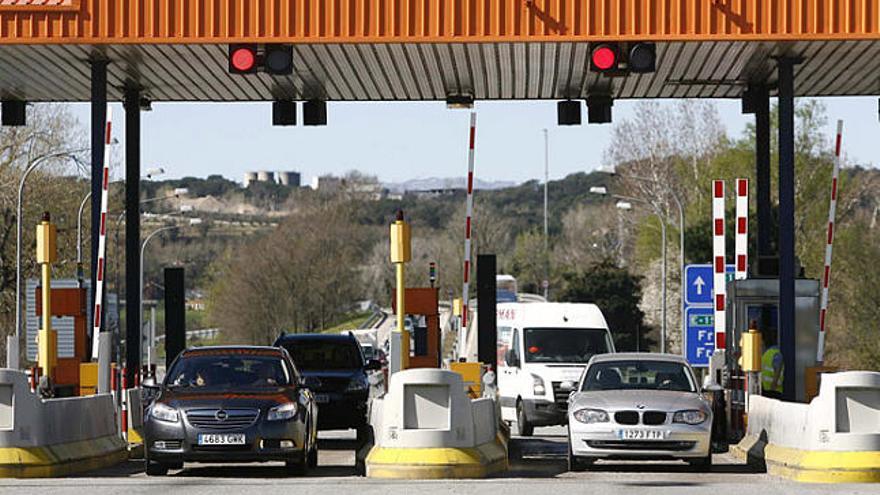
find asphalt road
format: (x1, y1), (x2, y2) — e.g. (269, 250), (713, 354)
(1, 427), (877, 494)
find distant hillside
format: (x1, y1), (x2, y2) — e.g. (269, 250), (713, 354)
(383, 177), (518, 193)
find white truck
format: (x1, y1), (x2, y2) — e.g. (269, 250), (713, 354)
(497, 302), (615, 436)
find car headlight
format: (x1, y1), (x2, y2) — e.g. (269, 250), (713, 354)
(531, 374), (545, 396)
(267, 402), (298, 421)
(572, 408), (609, 424)
(149, 403), (179, 423)
(346, 376), (369, 392)
(673, 409), (708, 425)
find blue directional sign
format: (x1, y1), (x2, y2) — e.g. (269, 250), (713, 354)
(683, 263), (735, 367)
(685, 307), (716, 366)
(684, 264), (736, 305)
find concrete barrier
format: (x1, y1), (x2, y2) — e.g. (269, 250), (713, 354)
(366, 368), (507, 479)
(733, 371), (880, 483)
(0, 369), (127, 477)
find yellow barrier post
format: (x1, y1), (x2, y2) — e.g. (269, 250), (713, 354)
(36, 212), (57, 382)
(390, 210), (411, 372)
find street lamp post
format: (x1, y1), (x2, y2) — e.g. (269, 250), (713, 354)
(76, 191), (92, 285)
(542, 129), (550, 299)
(139, 218), (201, 369)
(591, 187), (669, 353)
(11, 149), (88, 369)
(617, 197), (667, 353)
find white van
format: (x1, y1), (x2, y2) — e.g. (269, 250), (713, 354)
(497, 302), (615, 436)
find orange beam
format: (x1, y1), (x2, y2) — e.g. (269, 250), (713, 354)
(2, 0), (880, 43)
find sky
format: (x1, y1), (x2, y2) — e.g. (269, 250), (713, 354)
(66, 96), (880, 185)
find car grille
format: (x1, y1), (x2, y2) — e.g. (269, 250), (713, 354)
(185, 408), (259, 430)
(614, 411), (639, 425)
(642, 411), (667, 425)
(586, 440), (696, 451)
(613, 410), (667, 425)
(310, 376), (351, 392)
(551, 382), (570, 412)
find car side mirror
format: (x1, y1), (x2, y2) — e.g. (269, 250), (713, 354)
(142, 377), (160, 390)
(365, 359), (382, 371)
(505, 350), (517, 367)
(301, 376), (321, 390)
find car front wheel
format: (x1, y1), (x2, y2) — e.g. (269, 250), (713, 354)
(145, 458), (169, 476)
(516, 400), (534, 437)
(567, 442), (593, 472)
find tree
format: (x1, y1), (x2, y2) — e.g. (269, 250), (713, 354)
(0, 104), (86, 365)
(557, 260), (655, 352)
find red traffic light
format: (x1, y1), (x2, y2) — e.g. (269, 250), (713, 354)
(591, 44), (619, 72)
(229, 45), (257, 74)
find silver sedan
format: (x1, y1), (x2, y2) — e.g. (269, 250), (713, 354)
(566, 353), (712, 471)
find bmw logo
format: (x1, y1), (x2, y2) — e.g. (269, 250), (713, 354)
(636, 404), (646, 410)
(215, 410), (228, 421)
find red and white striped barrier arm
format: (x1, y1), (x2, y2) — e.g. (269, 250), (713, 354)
(712, 180), (727, 350)
(735, 179), (749, 281)
(817, 120), (843, 363)
(91, 107), (113, 359)
(121, 366), (128, 440)
(461, 112), (476, 343)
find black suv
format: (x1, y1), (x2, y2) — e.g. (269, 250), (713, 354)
(273, 333), (381, 440)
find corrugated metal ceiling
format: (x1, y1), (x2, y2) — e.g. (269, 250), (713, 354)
(0, 40), (879, 102)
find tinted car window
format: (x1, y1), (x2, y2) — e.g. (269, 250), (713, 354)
(582, 360), (696, 393)
(523, 328), (610, 364)
(166, 354), (290, 388)
(281, 341), (364, 371)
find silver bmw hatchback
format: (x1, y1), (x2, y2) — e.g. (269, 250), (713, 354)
(566, 353), (712, 471)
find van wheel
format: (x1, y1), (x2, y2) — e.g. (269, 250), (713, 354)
(516, 400), (534, 437)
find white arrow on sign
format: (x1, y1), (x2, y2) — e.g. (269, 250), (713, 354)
(693, 276), (706, 296)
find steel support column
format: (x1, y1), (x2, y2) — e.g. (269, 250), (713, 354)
(754, 85), (774, 262)
(777, 58), (798, 402)
(124, 89), (141, 388)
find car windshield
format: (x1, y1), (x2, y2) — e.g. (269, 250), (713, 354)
(523, 328), (610, 363)
(281, 340), (363, 371)
(581, 360), (696, 393)
(166, 352), (290, 389)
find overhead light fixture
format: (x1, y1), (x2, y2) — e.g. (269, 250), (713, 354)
(586, 94), (613, 124)
(589, 186), (608, 195)
(446, 94), (474, 109)
(616, 201), (633, 210)
(557, 100), (582, 126)
(1, 100), (26, 126)
(303, 100), (327, 126)
(273, 100), (297, 126)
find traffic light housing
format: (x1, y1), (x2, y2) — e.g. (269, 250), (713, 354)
(228, 44), (293, 75)
(590, 42), (656, 74)
(229, 44), (258, 74)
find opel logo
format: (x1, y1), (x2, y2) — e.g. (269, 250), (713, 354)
(215, 410), (228, 421)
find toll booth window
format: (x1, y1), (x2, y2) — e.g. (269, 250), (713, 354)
(523, 328), (610, 364)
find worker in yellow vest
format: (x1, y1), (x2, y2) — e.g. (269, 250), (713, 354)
(761, 330), (784, 399)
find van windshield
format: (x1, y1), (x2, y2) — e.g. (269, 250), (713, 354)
(523, 328), (610, 364)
